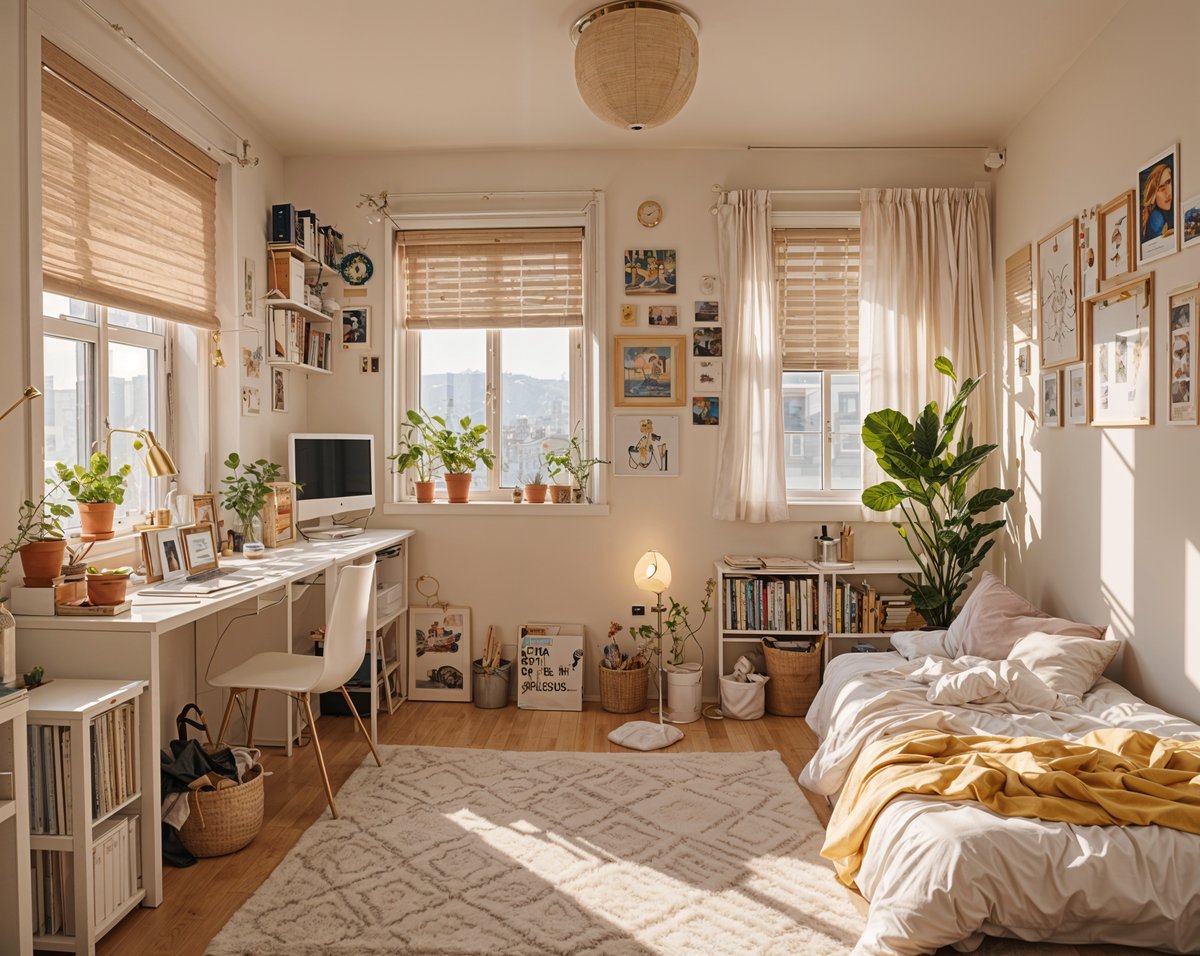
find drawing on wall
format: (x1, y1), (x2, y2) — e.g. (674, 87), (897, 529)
(1078, 205), (1098, 300)
(612, 414), (679, 477)
(1137, 144), (1179, 266)
(1036, 218), (1081, 368)
(241, 385), (261, 416)
(1040, 369), (1061, 428)
(624, 249), (677, 295)
(242, 344), (263, 380)
(620, 304), (638, 327)
(1098, 190), (1135, 281)
(692, 357), (722, 393)
(1168, 288), (1197, 424)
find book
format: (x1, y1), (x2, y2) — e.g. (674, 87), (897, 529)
(760, 556), (809, 569)
(723, 554), (763, 569)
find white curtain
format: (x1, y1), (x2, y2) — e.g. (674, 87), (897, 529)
(712, 189), (789, 523)
(858, 187), (995, 500)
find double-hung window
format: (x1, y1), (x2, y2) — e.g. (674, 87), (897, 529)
(774, 222), (863, 499)
(398, 227), (586, 497)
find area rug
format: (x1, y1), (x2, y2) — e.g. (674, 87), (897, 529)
(206, 746), (865, 956)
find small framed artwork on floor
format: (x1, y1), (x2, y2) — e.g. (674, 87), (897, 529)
(1168, 285), (1198, 424)
(1041, 369), (1061, 427)
(409, 607), (471, 702)
(1065, 363), (1087, 425)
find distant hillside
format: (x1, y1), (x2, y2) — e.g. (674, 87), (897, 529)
(420, 371), (569, 424)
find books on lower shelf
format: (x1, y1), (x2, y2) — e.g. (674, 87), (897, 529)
(27, 724), (72, 836)
(270, 309), (331, 370)
(89, 700), (138, 818)
(723, 575), (819, 632)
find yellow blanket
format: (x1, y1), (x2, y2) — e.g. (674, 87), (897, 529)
(822, 728), (1200, 887)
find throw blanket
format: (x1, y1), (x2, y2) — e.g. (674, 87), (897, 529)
(823, 728), (1200, 887)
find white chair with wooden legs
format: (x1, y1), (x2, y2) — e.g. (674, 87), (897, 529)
(208, 559), (381, 818)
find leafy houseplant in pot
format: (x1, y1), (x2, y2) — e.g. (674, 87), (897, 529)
(85, 566), (132, 606)
(522, 471), (548, 504)
(860, 356), (1014, 627)
(544, 424), (609, 504)
(55, 453), (131, 541)
(388, 411), (440, 503)
(2, 482), (74, 586)
(220, 453), (288, 550)
(424, 414), (494, 504)
(629, 577), (715, 724)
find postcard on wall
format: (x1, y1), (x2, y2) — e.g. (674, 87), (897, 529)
(648, 305), (679, 327)
(1078, 205), (1098, 300)
(693, 326), (723, 357)
(1098, 190), (1135, 281)
(408, 607), (471, 703)
(1036, 218), (1080, 368)
(342, 306), (370, 349)
(241, 385), (261, 416)
(1168, 287), (1197, 424)
(1088, 275), (1154, 427)
(1136, 144), (1179, 266)
(691, 396), (720, 425)
(624, 249), (677, 295)
(620, 303), (638, 327)
(694, 300), (719, 323)
(692, 357), (722, 393)
(1183, 193), (1200, 251)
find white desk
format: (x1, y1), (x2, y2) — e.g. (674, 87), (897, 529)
(14, 529), (413, 908)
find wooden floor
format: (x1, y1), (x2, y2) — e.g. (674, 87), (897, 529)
(95, 701), (1162, 956)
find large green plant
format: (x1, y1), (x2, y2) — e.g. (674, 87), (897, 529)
(0, 480), (73, 584)
(410, 411), (495, 476)
(220, 453), (288, 537)
(860, 357), (1013, 628)
(388, 411), (440, 483)
(54, 453), (132, 504)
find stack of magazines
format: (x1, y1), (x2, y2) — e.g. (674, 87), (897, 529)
(723, 554), (763, 569)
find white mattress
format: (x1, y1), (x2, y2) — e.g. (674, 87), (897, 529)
(801, 652), (1200, 956)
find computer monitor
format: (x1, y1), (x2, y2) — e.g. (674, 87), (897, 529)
(288, 433), (375, 537)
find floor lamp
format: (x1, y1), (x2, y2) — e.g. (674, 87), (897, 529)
(609, 550), (684, 751)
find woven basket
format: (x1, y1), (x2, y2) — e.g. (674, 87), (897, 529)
(598, 665), (649, 714)
(762, 636), (823, 717)
(178, 764), (264, 858)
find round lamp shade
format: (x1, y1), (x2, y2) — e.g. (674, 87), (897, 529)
(634, 550), (673, 593)
(574, 3), (699, 131)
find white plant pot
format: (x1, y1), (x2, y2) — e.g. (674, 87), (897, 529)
(664, 662), (703, 723)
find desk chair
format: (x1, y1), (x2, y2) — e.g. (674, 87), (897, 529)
(209, 559), (381, 818)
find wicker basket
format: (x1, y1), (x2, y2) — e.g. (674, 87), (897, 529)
(178, 764), (264, 858)
(598, 664), (649, 713)
(762, 636), (823, 717)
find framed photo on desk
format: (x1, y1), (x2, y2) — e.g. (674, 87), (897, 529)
(181, 525), (219, 574)
(141, 527), (186, 583)
(262, 482), (295, 548)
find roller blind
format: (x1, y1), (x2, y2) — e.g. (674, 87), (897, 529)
(399, 227), (584, 329)
(41, 40), (220, 331)
(774, 227), (860, 371)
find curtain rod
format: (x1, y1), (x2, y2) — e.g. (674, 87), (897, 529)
(74, 0), (258, 166)
(746, 144), (991, 151)
(381, 188), (600, 201)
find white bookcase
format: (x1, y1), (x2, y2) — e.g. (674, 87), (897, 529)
(820, 559), (922, 665)
(25, 679), (150, 956)
(0, 686), (32, 956)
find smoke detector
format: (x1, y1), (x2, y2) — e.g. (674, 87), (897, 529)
(984, 149), (1006, 172)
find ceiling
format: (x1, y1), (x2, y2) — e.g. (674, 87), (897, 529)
(120, 0), (1126, 157)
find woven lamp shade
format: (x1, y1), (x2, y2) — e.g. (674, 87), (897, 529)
(574, 3), (699, 131)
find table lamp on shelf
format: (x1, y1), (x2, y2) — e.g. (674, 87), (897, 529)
(609, 549), (684, 751)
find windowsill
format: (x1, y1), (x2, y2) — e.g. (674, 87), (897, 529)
(67, 530), (144, 565)
(785, 500), (867, 520)
(383, 501), (610, 517)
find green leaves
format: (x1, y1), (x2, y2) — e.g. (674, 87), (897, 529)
(862, 482), (910, 512)
(934, 356), (957, 382)
(966, 487), (1014, 515)
(53, 452), (131, 504)
(862, 409), (914, 458)
(913, 403), (940, 459)
(221, 454), (290, 526)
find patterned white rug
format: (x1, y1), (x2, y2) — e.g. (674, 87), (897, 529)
(207, 746), (865, 955)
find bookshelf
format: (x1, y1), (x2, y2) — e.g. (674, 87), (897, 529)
(0, 686), (32, 956)
(25, 679), (150, 955)
(265, 294), (334, 375)
(821, 559), (922, 665)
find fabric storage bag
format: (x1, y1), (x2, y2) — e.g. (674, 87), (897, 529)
(719, 674), (768, 719)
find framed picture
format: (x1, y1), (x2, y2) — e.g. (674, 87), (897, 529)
(1098, 190), (1135, 282)
(140, 529), (164, 583)
(624, 249), (676, 295)
(1040, 369), (1061, 427)
(154, 527), (186, 582)
(620, 304), (637, 327)
(1168, 285), (1198, 425)
(1183, 193), (1200, 250)
(613, 335), (686, 407)
(612, 414), (680, 476)
(692, 357), (722, 393)
(694, 300), (719, 323)
(242, 343), (263, 380)
(342, 305), (370, 348)
(242, 256), (257, 323)
(1136, 144), (1179, 266)
(1037, 218), (1081, 368)
(1078, 204), (1098, 300)
(1087, 274), (1154, 427)
(647, 305), (678, 327)
(1065, 363), (1088, 425)
(180, 524), (219, 575)
(262, 481), (296, 547)
(241, 385), (260, 416)
(192, 493), (217, 529)
(1016, 343), (1031, 378)
(408, 607), (471, 703)
(693, 327), (723, 357)
(691, 396), (720, 425)
(272, 368), (288, 413)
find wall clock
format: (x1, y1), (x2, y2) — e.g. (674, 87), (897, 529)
(339, 250), (374, 285)
(637, 200), (663, 228)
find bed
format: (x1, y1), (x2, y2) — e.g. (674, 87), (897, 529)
(800, 648), (1200, 956)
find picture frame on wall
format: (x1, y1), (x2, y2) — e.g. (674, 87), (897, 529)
(242, 256), (257, 324)
(262, 481), (296, 547)
(1097, 190), (1135, 282)
(272, 368), (288, 413)
(1036, 218), (1081, 368)
(648, 305), (679, 327)
(1167, 284), (1198, 425)
(620, 304), (638, 327)
(1136, 144), (1179, 266)
(1065, 363), (1088, 425)
(692, 357), (722, 393)
(1087, 274), (1155, 427)
(1182, 193), (1200, 251)
(408, 607), (471, 703)
(342, 305), (370, 348)
(624, 249), (677, 295)
(694, 300), (719, 323)
(612, 414), (680, 476)
(241, 385), (261, 416)
(691, 396), (720, 425)
(613, 335), (686, 406)
(1040, 369), (1061, 427)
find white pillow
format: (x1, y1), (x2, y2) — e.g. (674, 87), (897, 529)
(891, 629), (952, 660)
(1006, 630), (1120, 699)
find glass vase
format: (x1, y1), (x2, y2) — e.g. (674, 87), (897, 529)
(235, 514), (262, 552)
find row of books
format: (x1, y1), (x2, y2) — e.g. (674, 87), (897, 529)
(90, 813), (141, 927)
(270, 203), (343, 269)
(826, 582), (916, 634)
(31, 848), (75, 938)
(27, 724), (73, 835)
(90, 701), (139, 818)
(270, 310), (333, 370)
(724, 575), (820, 632)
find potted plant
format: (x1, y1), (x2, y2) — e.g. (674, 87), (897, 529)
(629, 577), (715, 723)
(522, 470), (548, 504)
(0, 481), (74, 586)
(544, 424), (609, 504)
(422, 413), (494, 504)
(860, 356), (1014, 627)
(598, 620), (650, 713)
(54, 453), (132, 541)
(388, 411), (440, 503)
(220, 453), (288, 550)
(85, 566), (132, 606)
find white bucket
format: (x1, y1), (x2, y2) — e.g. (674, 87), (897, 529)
(719, 674), (769, 720)
(664, 662), (703, 723)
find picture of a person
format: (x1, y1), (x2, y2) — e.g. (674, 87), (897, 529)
(627, 418), (668, 471)
(162, 540), (181, 573)
(1141, 162), (1174, 242)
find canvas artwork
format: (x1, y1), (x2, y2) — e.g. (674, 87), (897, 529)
(613, 335), (686, 406)
(620, 304), (638, 327)
(241, 385), (261, 416)
(1037, 218), (1081, 368)
(648, 305), (679, 327)
(612, 414), (679, 476)
(1168, 289), (1197, 424)
(408, 608), (472, 702)
(1183, 193), (1200, 250)
(693, 327), (723, 357)
(694, 300), (719, 323)
(624, 249), (677, 295)
(693, 357), (722, 393)
(342, 306), (370, 348)
(1066, 364), (1087, 425)
(1088, 275), (1154, 426)
(1137, 145), (1179, 265)
(1041, 370), (1061, 428)
(692, 396), (720, 425)
(1098, 190), (1135, 281)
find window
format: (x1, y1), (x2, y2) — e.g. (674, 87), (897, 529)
(42, 292), (167, 529)
(399, 226), (586, 499)
(775, 224), (862, 498)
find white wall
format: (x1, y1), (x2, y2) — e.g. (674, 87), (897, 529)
(285, 146), (985, 698)
(994, 0), (1200, 722)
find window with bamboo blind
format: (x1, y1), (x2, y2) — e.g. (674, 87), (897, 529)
(40, 39), (219, 331)
(773, 227), (860, 371)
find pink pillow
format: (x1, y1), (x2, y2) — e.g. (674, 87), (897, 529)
(946, 571), (1105, 659)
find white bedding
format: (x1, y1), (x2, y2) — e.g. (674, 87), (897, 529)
(801, 652), (1200, 956)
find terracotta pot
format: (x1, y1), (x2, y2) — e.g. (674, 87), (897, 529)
(414, 481), (435, 504)
(86, 573), (130, 606)
(443, 472), (473, 504)
(524, 484), (548, 504)
(549, 485), (573, 504)
(19, 539), (67, 586)
(78, 502), (116, 541)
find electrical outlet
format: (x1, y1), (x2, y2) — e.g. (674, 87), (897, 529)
(632, 605), (645, 616)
